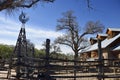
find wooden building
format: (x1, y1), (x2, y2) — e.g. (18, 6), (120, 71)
(80, 28), (120, 61)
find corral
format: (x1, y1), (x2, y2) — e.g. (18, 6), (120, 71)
(0, 12), (120, 80)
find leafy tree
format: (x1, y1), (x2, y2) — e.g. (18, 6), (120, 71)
(0, 44), (14, 59)
(42, 40), (62, 57)
(55, 10), (104, 61)
(66, 53), (74, 60)
(0, 43), (45, 58)
(34, 49), (45, 58)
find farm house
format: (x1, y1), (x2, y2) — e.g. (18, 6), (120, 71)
(80, 28), (120, 61)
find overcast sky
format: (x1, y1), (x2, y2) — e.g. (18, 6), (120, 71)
(0, 0), (120, 54)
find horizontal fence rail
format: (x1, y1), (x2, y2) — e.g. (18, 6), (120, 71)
(0, 58), (120, 80)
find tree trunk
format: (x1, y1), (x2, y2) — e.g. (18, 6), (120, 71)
(74, 51), (78, 80)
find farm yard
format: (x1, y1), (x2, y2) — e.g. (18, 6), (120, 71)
(0, 0), (120, 80)
(0, 13), (120, 80)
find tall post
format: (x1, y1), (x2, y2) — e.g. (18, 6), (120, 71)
(74, 53), (77, 80)
(45, 39), (50, 80)
(98, 39), (103, 80)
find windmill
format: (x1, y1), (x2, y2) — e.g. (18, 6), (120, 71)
(8, 12), (34, 79)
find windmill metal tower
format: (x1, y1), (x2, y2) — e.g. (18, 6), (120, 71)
(7, 12), (35, 79)
(15, 12), (29, 79)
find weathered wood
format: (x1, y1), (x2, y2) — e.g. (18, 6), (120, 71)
(98, 39), (103, 80)
(45, 39), (50, 80)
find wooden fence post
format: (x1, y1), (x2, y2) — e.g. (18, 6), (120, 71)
(45, 39), (50, 80)
(98, 39), (104, 80)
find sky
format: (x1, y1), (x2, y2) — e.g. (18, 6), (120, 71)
(0, 0), (120, 54)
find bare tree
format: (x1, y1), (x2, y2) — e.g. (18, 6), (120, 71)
(0, 0), (54, 11)
(55, 10), (104, 60)
(55, 10), (104, 80)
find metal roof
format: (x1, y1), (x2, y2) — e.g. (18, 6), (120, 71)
(107, 28), (120, 32)
(80, 33), (120, 53)
(112, 44), (120, 51)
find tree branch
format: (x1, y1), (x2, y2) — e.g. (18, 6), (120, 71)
(0, 0), (54, 11)
(18, 0), (40, 8)
(78, 46), (86, 51)
(86, 0), (93, 10)
(0, 0), (13, 11)
(55, 36), (74, 50)
(79, 32), (88, 39)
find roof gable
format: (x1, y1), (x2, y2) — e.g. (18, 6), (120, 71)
(96, 34), (107, 40)
(97, 34), (108, 37)
(106, 28), (120, 34)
